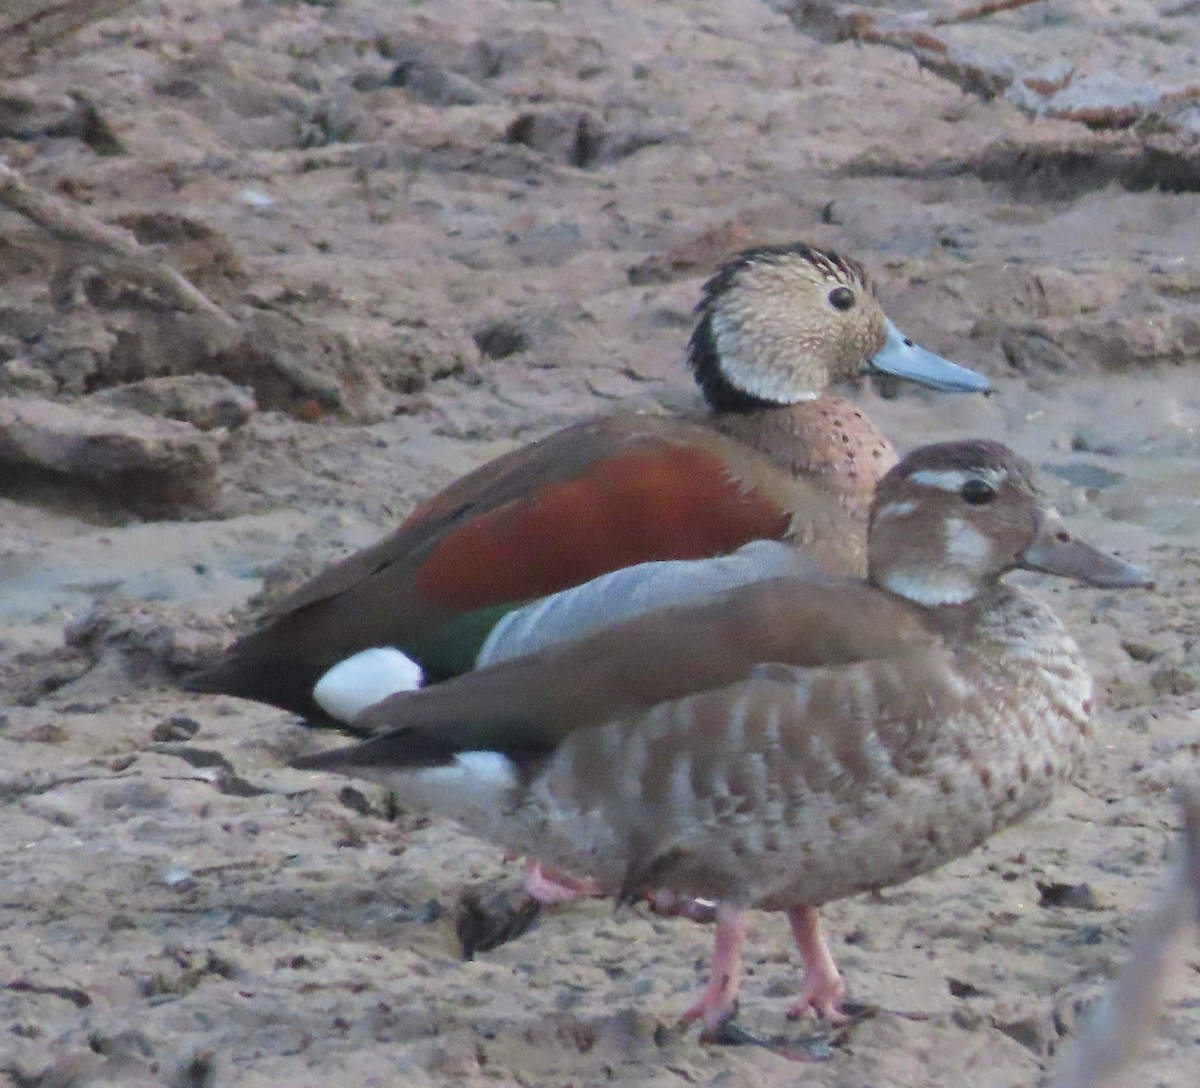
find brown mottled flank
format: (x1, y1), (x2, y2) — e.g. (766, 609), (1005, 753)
(521, 591), (1091, 911)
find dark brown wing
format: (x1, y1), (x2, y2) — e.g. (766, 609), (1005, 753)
(296, 578), (938, 767)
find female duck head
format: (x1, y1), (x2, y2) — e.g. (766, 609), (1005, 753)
(868, 440), (1153, 606)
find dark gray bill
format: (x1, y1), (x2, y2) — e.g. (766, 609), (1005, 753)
(1019, 511), (1154, 589)
(870, 318), (991, 393)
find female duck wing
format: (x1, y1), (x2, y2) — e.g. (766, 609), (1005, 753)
(299, 578), (938, 767)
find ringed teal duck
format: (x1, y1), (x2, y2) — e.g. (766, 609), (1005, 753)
(187, 244), (988, 723)
(293, 440), (1152, 1040)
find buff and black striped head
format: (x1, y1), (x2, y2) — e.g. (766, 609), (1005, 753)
(688, 244), (989, 412)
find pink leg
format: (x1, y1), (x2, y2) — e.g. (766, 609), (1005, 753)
(523, 860), (604, 905)
(678, 903), (748, 1041)
(785, 905), (847, 1022)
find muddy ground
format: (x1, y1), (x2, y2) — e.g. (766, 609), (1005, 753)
(2, 0), (1200, 1085)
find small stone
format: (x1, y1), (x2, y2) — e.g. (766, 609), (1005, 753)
(391, 60), (490, 106)
(65, 601), (232, 681)
(1120, 639), (1160, 662)
(1041, 462), (1124, 490)
(473, 321), (528, 360)
(455, 877), (541, 959)
(628, 221), (753, 286)
(947, 976), (991, 998)
(0, 357), (57, 396)
(1151, 665), (1196, 697)
(337, 785), (374, 816)
(151, 715), (202, 742)
(1035, 880), (1105, 910)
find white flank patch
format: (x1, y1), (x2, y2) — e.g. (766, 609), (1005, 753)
(943, 516), (993, 566)
(449, 750), (518, 788)
(383, 750), (520, 827)
(910, 467), (1006, 492)
(312, 647), (424, 722)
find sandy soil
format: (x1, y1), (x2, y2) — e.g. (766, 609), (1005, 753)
(2, 1), (1199, 1084)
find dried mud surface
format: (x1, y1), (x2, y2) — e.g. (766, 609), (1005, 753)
(2, 1), (1200, 1085)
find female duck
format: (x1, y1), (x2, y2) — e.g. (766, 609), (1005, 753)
(294, 440), (1151, 1040)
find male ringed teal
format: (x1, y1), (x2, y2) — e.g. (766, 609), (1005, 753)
(187, 244), (988, 723)
(292, 440), (1151, 1040)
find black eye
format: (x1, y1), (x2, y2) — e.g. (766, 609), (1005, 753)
(828, 286), (855, 311)
(960, 478), (995, 505)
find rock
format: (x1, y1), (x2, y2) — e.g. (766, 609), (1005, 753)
(0, 90), (81, 138)
(150, 715), (202, 743)
(64, 600), (232, 683)
(1041, 462), (1124, 490)
(454, 876), (541, 960)
(110, 211), (244, 293)
(505, 107), (675, 168)
(992, 988), (1100, 1058)
(0, 396), (220, 515)
(506, 109), (603, 167)
(473, 320), (528, 360)
(84, 375), (256, 431)
(1035, 881), (1106, 911)
(1150, 665), (1196, 697)
(627, 221), (754, 286)
(0, 88), (123, 153)
(33, 311), (115, 393)
(1120, 639), (1161, 663)
(999, 328), (1079, 376)
(0, 357), (57, 396)
(209, 312), (364, 419)
(391, 59), (491, 106)
(92, 311), (219, 390)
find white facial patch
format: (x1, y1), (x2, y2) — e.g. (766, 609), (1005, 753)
(943, 516), (993, 567)
(910, 468), (1006, 493)
(874, 499), (918, 521)
(880, 567), (977, 607)
(709, 310), (820, 405)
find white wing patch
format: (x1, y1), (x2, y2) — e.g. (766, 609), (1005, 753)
(313, 647), (424, 721)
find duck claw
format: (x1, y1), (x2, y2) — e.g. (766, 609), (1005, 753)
(696, 1016), (836, 1062)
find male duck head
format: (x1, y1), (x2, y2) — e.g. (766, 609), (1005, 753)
(688, 243), (990, 412)
(869, 440), (1154, 606)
